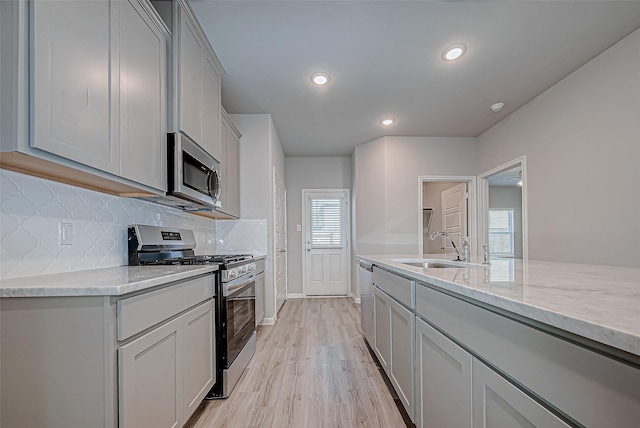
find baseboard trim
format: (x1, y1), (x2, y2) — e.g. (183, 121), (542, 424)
(286, 293), (305, 299)
(260, 317), (276, 326)
(352, 295), (361, 305)
(289, 294), (350, 299)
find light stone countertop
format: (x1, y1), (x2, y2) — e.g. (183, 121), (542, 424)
(0, 265), (218, 297)
(359, 254), (640, 358)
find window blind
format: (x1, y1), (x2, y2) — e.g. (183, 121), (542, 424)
(310, 198), (343, 247)
(489, 209), (514, 256)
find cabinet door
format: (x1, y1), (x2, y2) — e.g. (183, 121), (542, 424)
(225, 126), (240, 217)
(119, 316), (183, 428)
(218, 117), (229, 211)
(373, 287), (391, 373)
(472, 359), (570, 428)
(183, 300), (215, 419)
(178, 8), (202, 144)
(389, 297), (415, 421)
(31, 0), (118, 174)
(416, 317), (472, 428)
(201, 54), (221, 161)
(118, 0), (167, 191)
(255, 272), (265, 326)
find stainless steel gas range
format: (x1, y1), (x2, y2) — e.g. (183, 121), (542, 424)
(127, 224), (256, 399)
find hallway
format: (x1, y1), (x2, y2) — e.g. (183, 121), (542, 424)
(186, 298), (408, 428)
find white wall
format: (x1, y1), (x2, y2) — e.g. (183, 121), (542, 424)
(478, 28), (640, 268)
(0, 170), (217, 280)
(355, 136), (479, 256)
(353, 137), (387, 256)
(489, 186), (523, 259)
(284, 156), (352, 295)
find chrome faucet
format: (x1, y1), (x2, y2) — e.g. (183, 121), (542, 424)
(482, 245), (491, 265)
(429, 231), (470, 262)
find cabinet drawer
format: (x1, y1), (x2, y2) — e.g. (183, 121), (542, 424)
(117, 274), (214, 341)
(373, 266), (414, 308)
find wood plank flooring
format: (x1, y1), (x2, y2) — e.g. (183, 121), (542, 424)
(185, 298), (409, 428)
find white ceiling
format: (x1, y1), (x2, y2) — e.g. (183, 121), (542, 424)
(191, 1), (640, 157)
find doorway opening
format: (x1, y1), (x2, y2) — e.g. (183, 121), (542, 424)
(478, 156), (528, 260)
(418, 176), (477, 259)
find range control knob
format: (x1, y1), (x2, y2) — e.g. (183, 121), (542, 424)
(228, 269), (238, 280)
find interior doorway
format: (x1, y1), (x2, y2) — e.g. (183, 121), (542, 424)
(478, 156), (528, 260)
(418, 176), (477, 259)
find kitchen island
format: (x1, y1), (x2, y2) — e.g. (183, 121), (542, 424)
(359, 254), (640, 427)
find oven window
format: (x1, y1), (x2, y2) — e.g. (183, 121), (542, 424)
(183, 153), (210, 196)
(233, 300), (252, 335)
(226, 283), (255, 365)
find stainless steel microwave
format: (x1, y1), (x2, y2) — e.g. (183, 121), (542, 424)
(139, 133), (221, 211)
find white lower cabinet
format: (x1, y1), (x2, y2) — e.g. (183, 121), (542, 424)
(182, 300), (216, 417)
(255, 271), (265, 326)
(373, 285), (415, 421)
(472, 359), (570, 428)
(0, 273), (217, 428)
(389, 296), (415, 419)
(415, 316), (569, 428)
(119, 315), (183, 428)
(119, 299), (215, 428)
(416, 317), (472, 428)
(373, 287), (391, 372)
(366, 266), (640, 428)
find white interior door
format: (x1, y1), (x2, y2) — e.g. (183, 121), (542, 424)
(274, 171), (287, 314)
(441, 183), (468, 254)
(303, 190), (349, 296)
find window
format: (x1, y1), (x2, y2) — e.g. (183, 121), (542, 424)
(310, 198), (343, 247)
(489, 209), (515, 257)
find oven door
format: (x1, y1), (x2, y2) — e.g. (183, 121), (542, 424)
(224, 274), (256, 366)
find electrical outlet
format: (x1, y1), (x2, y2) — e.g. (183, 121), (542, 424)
(296, 224), (302, 232)
(58, 223), (73, 245)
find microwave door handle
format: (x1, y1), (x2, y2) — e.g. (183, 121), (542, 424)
(208, 169), (221, 203)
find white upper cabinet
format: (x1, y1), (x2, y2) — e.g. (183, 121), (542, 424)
(174, 0), (224, 161)
(178, 10), (203, 144)
(6, 0), (169, 194)
(202, 55), (222, 162)
(119, 0), (168, 191)
(217, 110), (240, 218)
(31, 0), (117, 174)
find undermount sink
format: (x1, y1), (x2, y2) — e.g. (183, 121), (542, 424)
(391, 258), (483, 269)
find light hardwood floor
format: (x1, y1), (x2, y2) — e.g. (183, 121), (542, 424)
(185, 298), (409, 428)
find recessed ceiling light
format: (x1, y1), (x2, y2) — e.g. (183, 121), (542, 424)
(442, 43), (467, 61)
(311, 72), (330, 85)
(490, 102), (505, 113)
(381, 118), (395, 126)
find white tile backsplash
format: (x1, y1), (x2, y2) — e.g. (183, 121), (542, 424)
(216, 219), (267, 254)
(0, 170), (217, 280)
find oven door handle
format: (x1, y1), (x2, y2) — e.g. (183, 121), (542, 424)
(225, 273), (256, 295)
